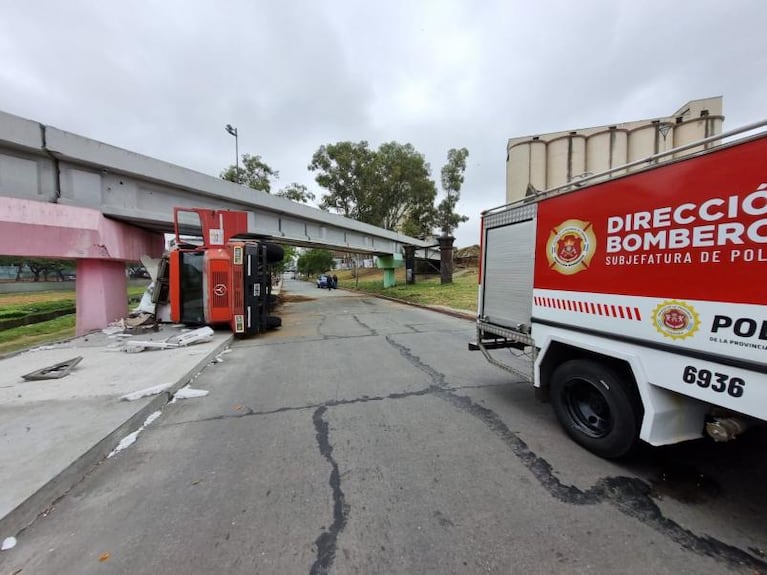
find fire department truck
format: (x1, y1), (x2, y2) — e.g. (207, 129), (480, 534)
(472, 120), (767, 458)
(153, 207), (283, 335)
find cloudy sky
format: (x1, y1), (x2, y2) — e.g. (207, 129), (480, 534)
(1, 0), (765, 247)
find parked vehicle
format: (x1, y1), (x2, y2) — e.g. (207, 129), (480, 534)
(472, 119), (767, 458)
(317, 275), (330, 288)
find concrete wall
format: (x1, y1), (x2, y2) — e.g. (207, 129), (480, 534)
(506, 97), (724, 203)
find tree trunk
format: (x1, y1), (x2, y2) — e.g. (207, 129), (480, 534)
(438, 235), (455, 285)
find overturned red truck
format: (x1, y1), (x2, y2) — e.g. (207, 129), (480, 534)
(473, 120), (767, 458)
(153, 207), (283, 335)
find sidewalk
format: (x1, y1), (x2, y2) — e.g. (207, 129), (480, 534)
(0, 324), (233, 541)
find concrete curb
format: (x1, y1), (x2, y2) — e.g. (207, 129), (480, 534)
(0, 334), (234, 539)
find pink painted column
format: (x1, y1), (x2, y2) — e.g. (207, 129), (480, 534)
(75, 260), (130, 335)
(0, 198), (165, 335)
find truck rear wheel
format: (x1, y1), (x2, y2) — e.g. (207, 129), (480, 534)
(550, 359), (641, 459)
(263, 242), (284, 263)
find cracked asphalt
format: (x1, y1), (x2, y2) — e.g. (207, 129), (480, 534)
(2, 278), (766, 575)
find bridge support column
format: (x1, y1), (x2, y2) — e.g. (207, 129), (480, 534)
(75, 259), (129, 336)
(438, 235), (455, 285)
(383, 268), (396, 288)
(375, 253), (404, 288)
(404, 245), (416, 285)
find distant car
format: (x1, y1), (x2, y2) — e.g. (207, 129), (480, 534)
(316, 274), (330, 289)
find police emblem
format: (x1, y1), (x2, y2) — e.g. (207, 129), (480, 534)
(652, 300), (700, 340)
(546, 219), (596, 275)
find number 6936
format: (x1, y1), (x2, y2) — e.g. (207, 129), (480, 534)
(682, 365), (745, 398)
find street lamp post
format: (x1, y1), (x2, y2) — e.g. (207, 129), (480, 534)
(225, 124), (239, 183)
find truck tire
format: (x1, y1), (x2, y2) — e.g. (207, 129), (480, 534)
(550, 359), (641, 459)
(263, 242), (284, 263)
(265, 315), (282, 329)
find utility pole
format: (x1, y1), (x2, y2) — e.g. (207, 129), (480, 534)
(225, 124), (239, 183)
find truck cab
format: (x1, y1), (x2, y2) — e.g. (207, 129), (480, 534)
(156, 208), (283, 335)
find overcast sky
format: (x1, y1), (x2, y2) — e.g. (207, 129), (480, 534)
(1, 0), (765, 247)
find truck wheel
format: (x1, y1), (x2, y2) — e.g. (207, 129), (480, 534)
(550, 359), (641, 459)
(265, 315), (282, 329)
(263, 242), (284, 263)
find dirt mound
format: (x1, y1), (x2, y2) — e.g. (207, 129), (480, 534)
(279, 294), (316, 303)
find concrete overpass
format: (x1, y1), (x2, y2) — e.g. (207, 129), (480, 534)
(0, 109), (432, 334)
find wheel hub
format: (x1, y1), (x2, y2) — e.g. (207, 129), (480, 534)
(563, 379), (612, 438)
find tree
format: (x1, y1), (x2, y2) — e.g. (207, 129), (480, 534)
(0, 256), (23, 280)
(309, 141), (376, 220)
(436, 147), (470, 236)
(220, 154), (279, 193)
(400, 207), (437, 239)
(372, 142), (437, 235)
(276, 183), (315, 204)
(297, 249), (335, 277)
(309, 140), (436, 236)
(17, 258), (71, 281)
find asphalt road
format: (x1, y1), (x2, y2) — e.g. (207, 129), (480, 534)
(2, 278), (766, 574)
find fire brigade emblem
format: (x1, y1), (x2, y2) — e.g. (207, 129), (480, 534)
(652, 300), (700, 340)
(546, 219), (596, 275)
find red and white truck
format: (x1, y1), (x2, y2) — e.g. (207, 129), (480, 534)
(153, 207), (283, 335)
(472, 120), (767, 458)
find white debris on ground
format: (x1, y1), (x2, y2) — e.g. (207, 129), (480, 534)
(212, 348), (232, 363)
(143, 411), (162, 426)
(123, 326), (215, 353)
(174, 386), (209, 400)
(27, 344), (64, 353)
(2, 536), (17, 550)
(107, 410), (163, 458)
(108, 430), (140, 457)
(101, 325), (124, 336)
(120, 383), (174, 401)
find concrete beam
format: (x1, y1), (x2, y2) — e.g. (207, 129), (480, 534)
(0, 109), (431, 255)
(0, 197), (164, 261)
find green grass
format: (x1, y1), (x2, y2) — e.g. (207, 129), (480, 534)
(335, 268), (479, 312)
(0, 314), (76, 355)
(0, 299), (76, 319)
(0, 285), (151, 355)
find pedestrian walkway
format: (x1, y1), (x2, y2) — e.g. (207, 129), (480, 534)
(0, 325), (232, 540)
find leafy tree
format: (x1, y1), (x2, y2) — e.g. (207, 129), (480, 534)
(309, 141), (436, 236)
(372, 142), (437, 234)
(436, 148), (470, 236)
(297, 249), (335, 277)
(22, 258), (71, 281)
(276, 183), (315, 204)
(309, 141), (376, 220)
(220, 154), (279, 193)
(400, 207), (437, 239)
(0, 256), (23, 280)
